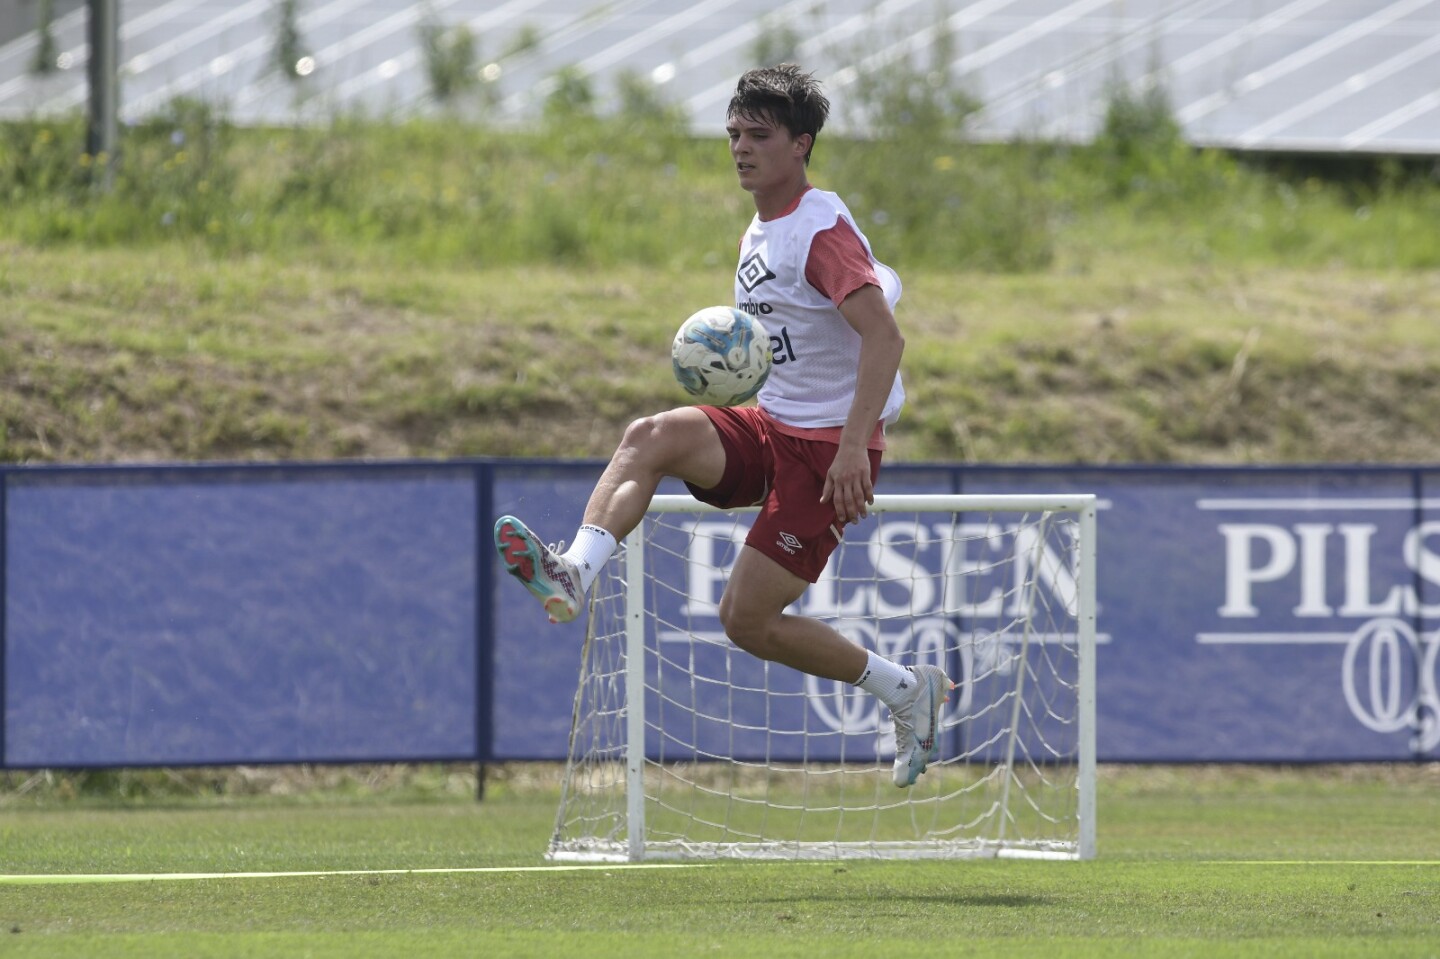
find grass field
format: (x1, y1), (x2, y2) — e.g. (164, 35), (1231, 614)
(2, 765), (1438, 957)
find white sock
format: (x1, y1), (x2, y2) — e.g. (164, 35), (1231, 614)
(853, 651), (915, 709)
(561, 524), (617, 594)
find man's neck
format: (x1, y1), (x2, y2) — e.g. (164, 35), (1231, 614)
(753, 178), (810, 221)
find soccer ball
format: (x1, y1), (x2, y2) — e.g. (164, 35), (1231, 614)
(671, 306), (772, 407)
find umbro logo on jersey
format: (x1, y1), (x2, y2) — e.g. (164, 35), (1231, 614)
(737, 252), (776, 293)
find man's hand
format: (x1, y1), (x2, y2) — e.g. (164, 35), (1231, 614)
(821, 444), (874, 526)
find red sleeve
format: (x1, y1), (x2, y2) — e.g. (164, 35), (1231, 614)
(804, 217), (881, 307)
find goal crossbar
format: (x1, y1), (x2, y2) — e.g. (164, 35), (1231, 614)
(645, 492), (1098, 514)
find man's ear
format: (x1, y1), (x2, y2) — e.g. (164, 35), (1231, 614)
(795, 133), (813, 159)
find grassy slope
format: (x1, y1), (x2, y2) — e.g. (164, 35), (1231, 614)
(4, 242), (1440, 467)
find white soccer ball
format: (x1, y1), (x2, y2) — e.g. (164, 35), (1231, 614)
(671, 306), (772, 407)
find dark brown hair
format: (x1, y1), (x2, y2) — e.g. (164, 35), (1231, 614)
(727, 64), (830, 164)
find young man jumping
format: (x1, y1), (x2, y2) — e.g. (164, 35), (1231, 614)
(494, 64), (951, 788)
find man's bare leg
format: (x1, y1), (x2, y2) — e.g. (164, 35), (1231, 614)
(582, 407), (726, 540)
(717, 545), (952, 788)
(495, 407), (725, 623)
(717, 546), (867, 682)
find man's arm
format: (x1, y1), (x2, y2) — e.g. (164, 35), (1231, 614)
(821, 282), (905, 526)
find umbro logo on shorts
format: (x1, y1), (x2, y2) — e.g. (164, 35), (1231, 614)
(776, 531), (802, 555)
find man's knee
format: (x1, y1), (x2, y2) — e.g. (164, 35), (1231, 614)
(718, 592), (777, 659)
(613, 409), (723, 488)
(617, 410), (694, 463)
(616, 413), (663, 453)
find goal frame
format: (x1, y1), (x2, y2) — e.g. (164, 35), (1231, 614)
(552, 492), (1098, 863)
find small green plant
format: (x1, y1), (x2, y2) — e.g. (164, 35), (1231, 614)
(613, 68), (687, 131)
(1100, 77), (1180, 150)
(749, 15), (803, 68)
(269, 0), (307, 81)
(113, 97), (240, 240)
(1091, 73), (1186, 195)
(30, 0), (58, 76)
(417, 8), (479, 104)
(0, 116), (90, 204)
(500, 23), (542, 60)
(543, 65), (596, 123)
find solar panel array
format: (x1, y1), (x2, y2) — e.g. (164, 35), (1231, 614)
(1, 0), (1437, 153)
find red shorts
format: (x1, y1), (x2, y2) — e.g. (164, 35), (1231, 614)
(684, 406), (883, 583)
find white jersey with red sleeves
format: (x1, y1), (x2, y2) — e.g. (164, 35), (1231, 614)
(734, 188), (905, 430)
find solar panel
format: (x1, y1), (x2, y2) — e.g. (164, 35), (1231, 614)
(0, 0), (1435, 154)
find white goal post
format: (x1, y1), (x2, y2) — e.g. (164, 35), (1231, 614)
(548, 493), (1098, 862)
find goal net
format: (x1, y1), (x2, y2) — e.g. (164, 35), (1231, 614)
(548, 493), (1097, 862)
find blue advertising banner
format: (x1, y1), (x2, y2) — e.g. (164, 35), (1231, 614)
(492, 464), (1439, 763)
(4, 465), (477, 766)
(959, 467), (1437, 762)
(3, 460), (1437, 768)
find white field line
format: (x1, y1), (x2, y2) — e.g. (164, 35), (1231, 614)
(1214, 860), (1440, 866)
(0, 862), (711, 885)
(4, 859), (1434, 884)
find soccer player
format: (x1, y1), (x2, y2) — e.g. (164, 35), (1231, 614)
(494, 64), (951, 788)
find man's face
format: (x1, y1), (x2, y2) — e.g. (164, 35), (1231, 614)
(726, 111), (809, 195)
